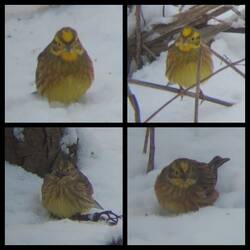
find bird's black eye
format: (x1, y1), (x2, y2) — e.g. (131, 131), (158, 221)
(53, 38), (63, 48)
(172, 169), (179, 176)
(57, 41), (63, 47)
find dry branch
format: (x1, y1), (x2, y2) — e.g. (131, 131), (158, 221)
(128, 85), (141, 122)
(146, 128), (155, 173)
(129, 79), (234, 106)
(135, 5), (142, 69)
(207, 45), (245, 78)
(143, 128), (150, 154)
(194, 46), (202, 123)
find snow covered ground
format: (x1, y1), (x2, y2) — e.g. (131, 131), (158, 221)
(128, 5), (245, 122)
(5, 5), (122, 122)
(5, 128), (122, 245)
(128, 128), (245, 245)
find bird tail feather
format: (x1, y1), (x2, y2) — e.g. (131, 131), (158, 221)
(93, 199), (104, 210)
(208, 156), (230, 170)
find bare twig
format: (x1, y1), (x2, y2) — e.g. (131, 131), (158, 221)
(202, 58), (245, 82)
(146, 128), (155, 173)
(230, 5), (245, 20)
(142, 80), (233, 123)
(144, 94), (180, 123)
(140, 6), (146, 26)
(142, 43), (158, 60)
(194, 46), (202, 123)
(135, 5), (142, 69)
(128, 56), (244, 114)
(205, 44), (245, 78)
(128, 79), (234, 106)
(129, 77), (235, 122)
(143, 128), (150, 154)
(212, 26), (244, 33)
(128, 85), (141, 122)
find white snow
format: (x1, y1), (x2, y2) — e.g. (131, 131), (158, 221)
(5, 128), (122, 245)
(5, 5), (122, 122)
(128, 5), (245, 122)
(5, 5), (50, 20)
(13, 127), (24, 141)
(60, 128), (78, 154)
(128, 128), (245, 245)
(128, 5), (178, 37)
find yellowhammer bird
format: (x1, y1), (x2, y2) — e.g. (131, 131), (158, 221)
(154, 156), (230, 214)
(42, 152), (103, 218)
(36, 27), (94, 104)
(166, 26), (213, 90)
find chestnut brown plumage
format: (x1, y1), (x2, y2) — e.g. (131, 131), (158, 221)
(154, 156), (230, 214)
